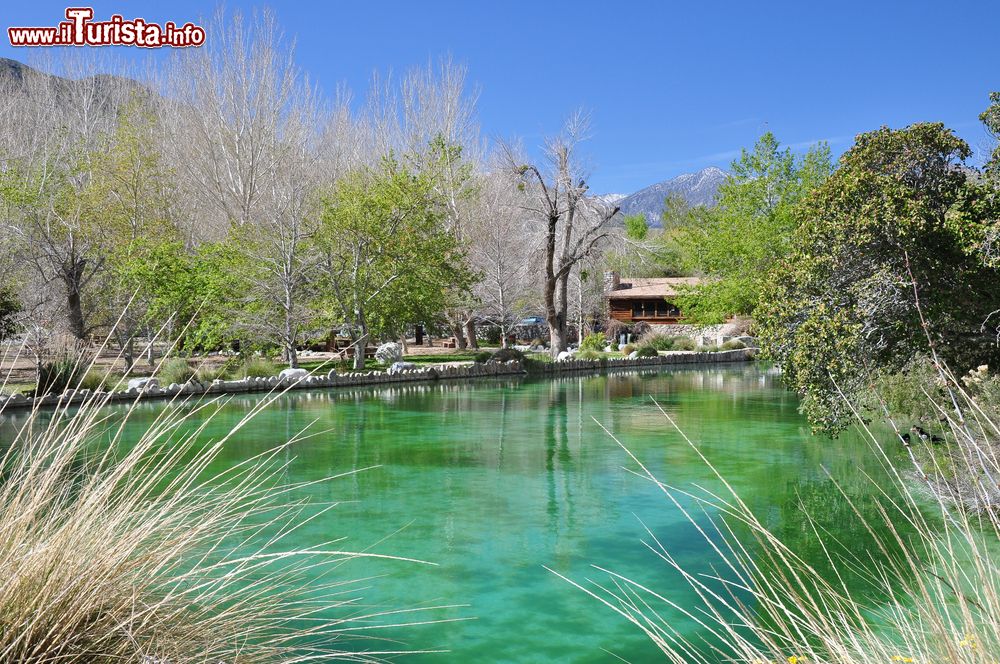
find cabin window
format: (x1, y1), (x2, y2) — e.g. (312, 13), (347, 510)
(629, 299), (681, 319)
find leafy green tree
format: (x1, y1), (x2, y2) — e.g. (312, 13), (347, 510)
(0, 286), (20, 341)
(314, 158), (472, 369)
(758, 123), (1000, 432)
(676, 133), (832, 323)
(980, 91), (1000, 181)
(623, 213), (648, 241)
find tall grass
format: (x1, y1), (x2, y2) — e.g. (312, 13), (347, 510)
(562, 374), (1000, 663)
(0, 362), (446, 661)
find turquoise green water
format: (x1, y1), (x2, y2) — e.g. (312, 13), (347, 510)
(0, 365), (906, 662)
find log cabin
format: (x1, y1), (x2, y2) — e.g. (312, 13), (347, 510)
(604, 272), (703, 325)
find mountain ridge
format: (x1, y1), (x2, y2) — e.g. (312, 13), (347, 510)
(611, 166), (727, 226)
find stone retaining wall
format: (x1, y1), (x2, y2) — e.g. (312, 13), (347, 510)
(0, 348), (755, 411)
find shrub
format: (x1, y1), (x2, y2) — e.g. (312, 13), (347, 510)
(239, 357), (279, 378)
(374, 342), (403, 365)
(472, 350), (493, 364)
(481, 326), (503, 345)
(576, 349), (602, 360)
(696, 344), (721, 353)
(621, 344), (635, 355)
(78, 370), (121, 392)
(489, 347), (525, 363)
(720, 339), (747, 350)
(35, 356), (83, 397)
(671, 337), (696, 351)
(635, 346), (659, 358)
(579, 332), (607, 352)
(157, 357), (196, 385)
(609, 342), (619, 352)
(640, 334), (676, 351)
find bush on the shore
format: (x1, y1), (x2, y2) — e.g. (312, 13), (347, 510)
(621, 344), (635, 356)
(238, 357), (280, 378)
(579, 332), (607, 352)
(157, 357), (196, 385)
(576, 349), (602, 360)
(489, 347), (525, 363)
(34, 356), (82, 397)
(720, 339), (746, 350)
(696, 344), (720, 353)
(472, 350), (493, 364)
(635, 346), (658, 358)
(671, 337), (696, 351)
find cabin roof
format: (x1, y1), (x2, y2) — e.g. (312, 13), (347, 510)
(606, 277), (703, 299)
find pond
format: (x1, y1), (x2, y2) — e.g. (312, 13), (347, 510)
(0, 365), (907, 662)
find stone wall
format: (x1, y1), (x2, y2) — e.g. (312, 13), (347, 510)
(0, 348), (756, 411)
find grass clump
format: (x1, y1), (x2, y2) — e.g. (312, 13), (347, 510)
(576, 349), (603, 360)
(489, 347), (525, 363)
(0, 380), (431, 661)
(671, 336), (697, 351)
(238, 356), (280, 378)
(156, 357), (196, 385)
(720, 339), (747, 350)
(634, 346), (659, 358)
(621, 344), (635, 355)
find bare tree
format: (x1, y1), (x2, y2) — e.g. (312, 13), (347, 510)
(466, 171), (534, 347)
(508, 112), (618, 355)
(160, 9), (325, 367)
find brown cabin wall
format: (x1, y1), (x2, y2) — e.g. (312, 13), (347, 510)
(607, 297), (683, 324)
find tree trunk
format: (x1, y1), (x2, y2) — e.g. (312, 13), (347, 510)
(64, 268), (86, 341)
(463, 318), (478, 349)
(451, 323), (467, 350)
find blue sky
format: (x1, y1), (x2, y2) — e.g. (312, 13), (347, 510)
(2, 1), (998, 193)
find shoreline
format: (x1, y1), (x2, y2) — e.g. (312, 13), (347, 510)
(0, 348), (756, 412)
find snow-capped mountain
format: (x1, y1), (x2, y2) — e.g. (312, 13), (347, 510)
(612, 166), (727, 226)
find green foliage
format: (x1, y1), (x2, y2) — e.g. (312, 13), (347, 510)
(980, 91), (1000, 180)
(472, 350), (493, 364)
(758, 123), (1000, 432)
(696, 344), (721, 353)
(635, 346), (659, 358)
(575, 349), (603, 360)
(721, 339), (747, 350)
(608, 342), (619, 352)
(623, 214), (648, 241)
(0, 286), (20, 340)
(579, 332), (608, 352)
(157, 358), (196, 385)
(482, 326), (503, 345)
(677, 132), (833, 323)
(315, 157), (473, 350)
(621, 344), (635, 355)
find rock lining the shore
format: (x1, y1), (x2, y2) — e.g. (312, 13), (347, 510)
(0, 348), (756, 411)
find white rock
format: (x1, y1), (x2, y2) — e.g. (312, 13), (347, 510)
(279, 368), (308, 381)
(127, 377), (158, 391)
(557, 351), (573, 362)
